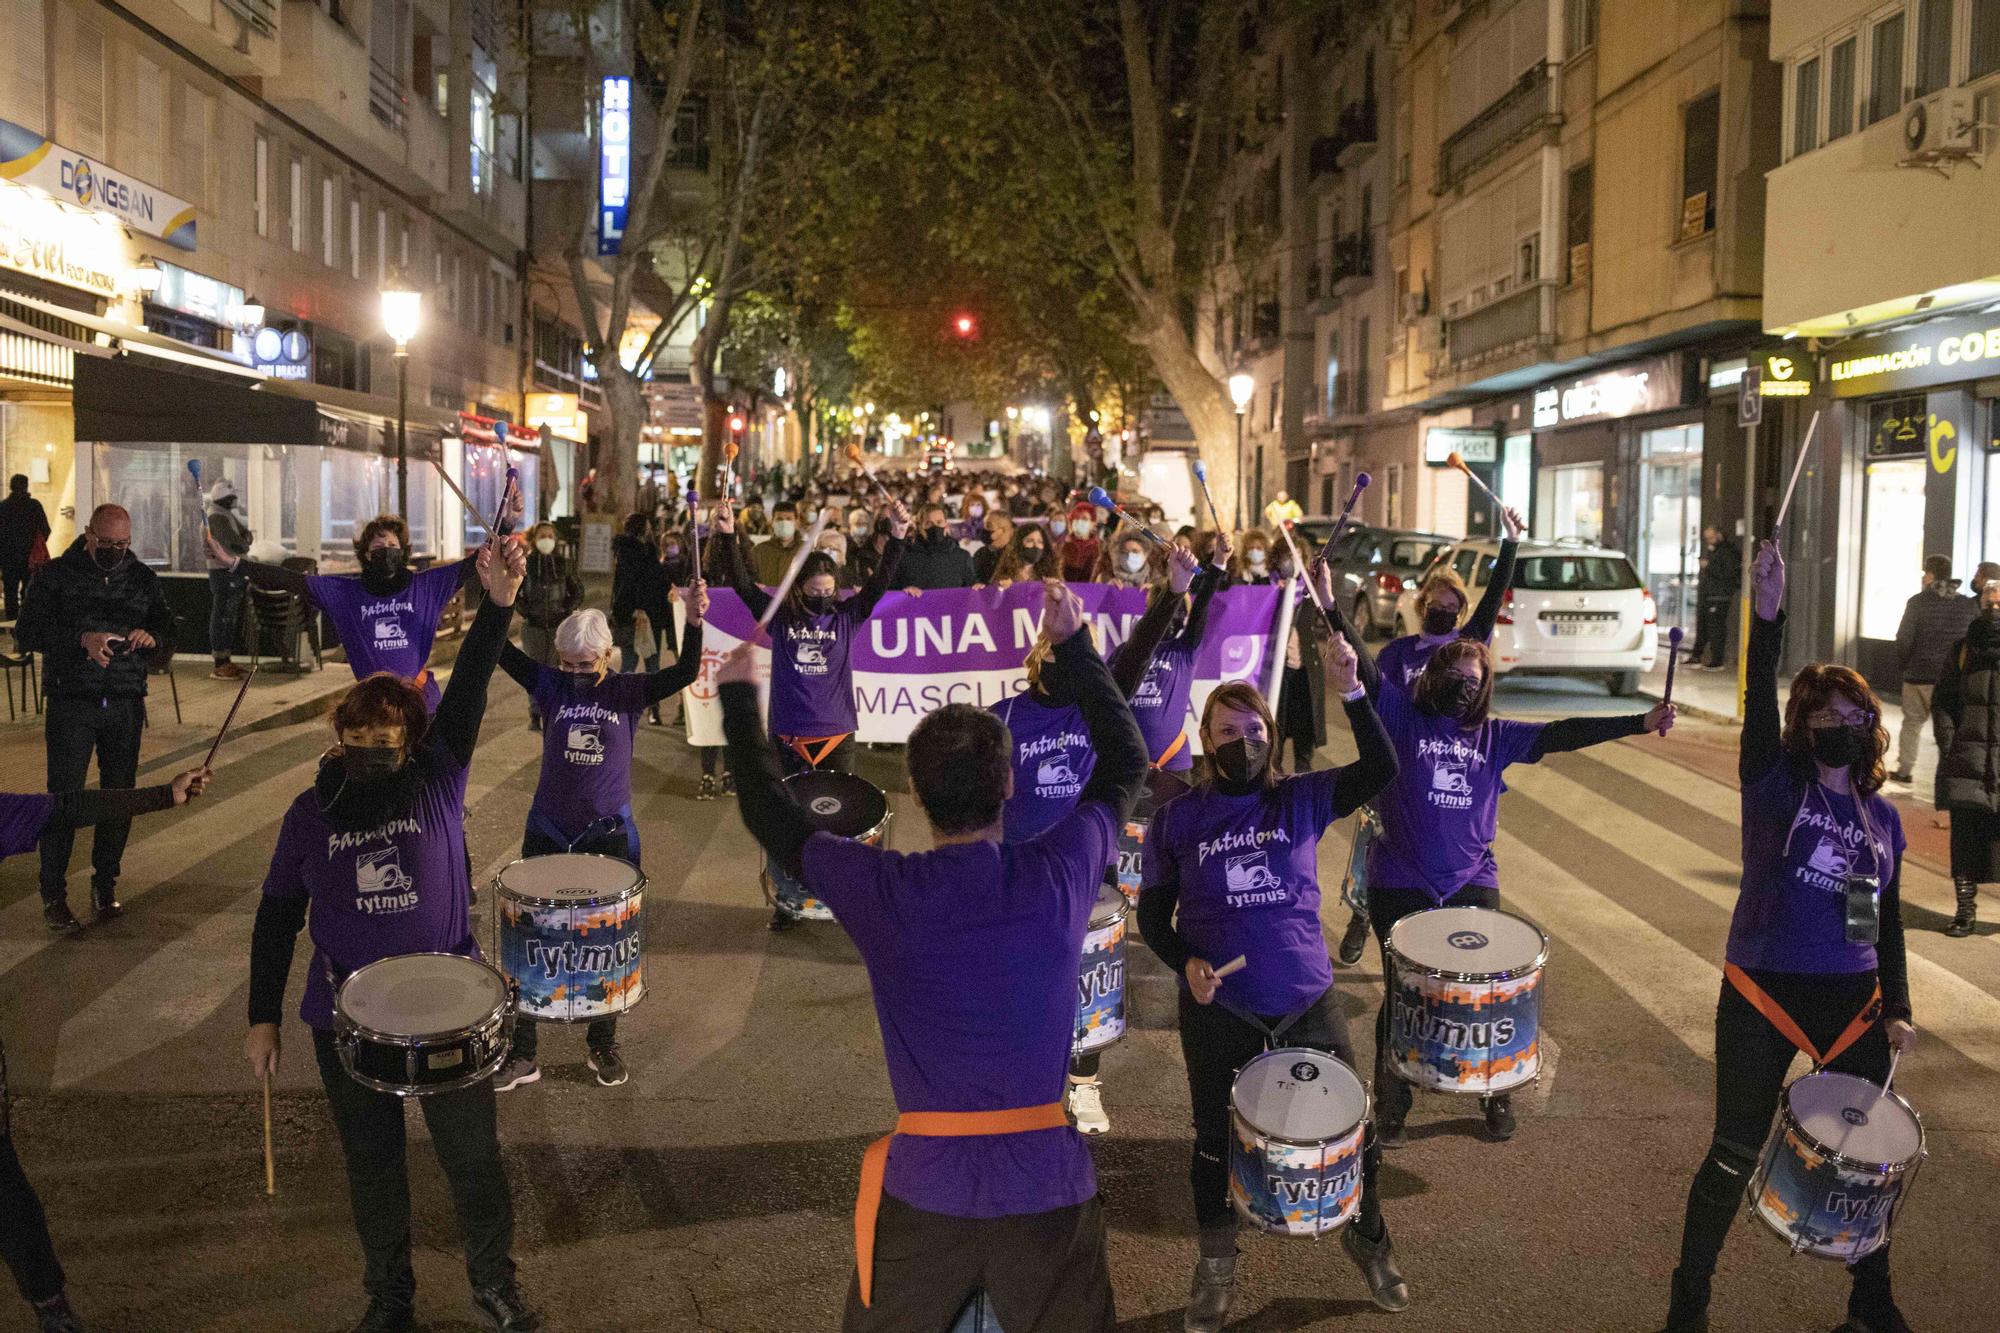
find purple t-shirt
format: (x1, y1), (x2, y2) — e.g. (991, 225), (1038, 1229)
(801, 803), (1119, 1218)
(1729, 765), (1905, 975)
(260, 757), (477, 1029)
(0, 793), (54, 858)
(769, 599), (872, 737)
(1366, 687), (1545, 900)
(1142, 771), (1345, 1015)
(1374, 633), (1455, 697)
(308, 561), (467, 710)
(995, 691), (1095, 844)
(529, 668), (652, 838)
(1127, 643), (1198, 771)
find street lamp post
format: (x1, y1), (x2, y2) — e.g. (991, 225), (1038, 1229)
(380, 272), (423, 520)
(1228, 372), (1255, 529)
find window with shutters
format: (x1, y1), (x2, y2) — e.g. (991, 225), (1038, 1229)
(1975, 0), (2000, 79)
(322, 175), (336, 267)
(1564, 161), (1592, 283)
(1868, 12), (1906, 126)
(1440, 158), (1547, 314)
(376, 208), (388, 285)
(56, 7), (105, 158)
(1679, 90), (1719, 241)
(1792, 56), (1820, 158)
(1915, 0), (1952, 97)
(349, 198), (361, 279)
(1444, 0), (1548, 135)
(1829, 35), (1858, 139)
(254, 135), (268, 237)
(0, 0), (47, 136)
(128, 56), (164, 185)
(174, 85), (210, 208)
(290, 157), (304, 252)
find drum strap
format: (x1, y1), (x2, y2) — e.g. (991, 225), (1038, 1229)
(781, 734), (850, 768)
(1724, 963), (1882, 1069)
(1152, 730), (1188, 769)
(1215, 997), (1314, 1046)
(853, 1103), (1069, 1307)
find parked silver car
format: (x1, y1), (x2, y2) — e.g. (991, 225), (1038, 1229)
(1301, 523), (1451, 640)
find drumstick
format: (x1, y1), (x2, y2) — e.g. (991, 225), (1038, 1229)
(723, 441), (740, 500)
(205, 665), (257, 769)
(1660, 626), (1683, 735)
(1276, 523), (1327, 613)
(1772, 410), (1823, 539)
(1191, 460), (1224, 531)
(1213, 955), (1247, 979)
(1318, 473), (1371, 561)
(1086, 487), (1168, 546)
(846, 443), (892, 502)
(687, 482), (703, 582)
(1446, 452), (1504, 511)
(1877, 1046), (1903, 1102)
(489, 466), (520, 538)
(262, 1069), (275, 1196)
(430, 460), (495, 541)
(754, 512), (831, 633)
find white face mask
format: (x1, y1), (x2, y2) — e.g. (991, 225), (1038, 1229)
(534, 537), (556, 555)
(773, 519), (797, 541)
(1121, 550), (1146, 574)
(1070, 519), (1093, 537)
(1247, 549), (1267, 567)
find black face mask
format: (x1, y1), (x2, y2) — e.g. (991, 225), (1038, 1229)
(1213, 737), (1269, 786)
(342, 744), (405, 780)
(217, 495), (237, 510)
(802, 593), (836, 615)
(1811, 724), (1871, 769)
(91, 544), (125, 572)
(1422, 606), (1459, 637)
(1433, 678), (1481, 719)
(1021, 544), (1046, 563)
(926, 525), (948, 544)
(365, 548), (406, 579)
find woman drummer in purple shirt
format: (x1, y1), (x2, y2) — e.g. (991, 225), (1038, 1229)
(1315, 558), (1673, 1146)
(1137, 662), (1402, 1329)
(240, 537), (544, 1333)
(1659, 541), (1916, 1333)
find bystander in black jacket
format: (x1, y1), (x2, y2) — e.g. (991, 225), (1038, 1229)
(1696, 536), (1741, 604)
(15, 538), (172, 699)
(1895, 580), (1976, 685)
(896, 528), (975, 590)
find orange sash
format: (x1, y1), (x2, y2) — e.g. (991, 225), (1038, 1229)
(780, 733), (850, 768)
(1151, 730), (1188, 770)
(854, 1102), (1069, 1307)
(1724, 962), (1882, 1069)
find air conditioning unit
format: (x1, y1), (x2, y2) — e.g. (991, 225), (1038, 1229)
(1902, 88), (1981, 159)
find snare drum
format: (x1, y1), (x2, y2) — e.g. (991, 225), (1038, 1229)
(494, 853), (647, 1022)
(1749, 1070), (1924, 1261)
(764, 771), (891, 920)
(1385, 906), (1547, 1094)
(1228, 1048), (1370, 1237)
(1074, 883), (1129, 1054)
(1113, 769), (1188, 903)
(333, 953), (513, 1096)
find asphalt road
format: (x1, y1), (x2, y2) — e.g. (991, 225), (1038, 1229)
(2, 672), (1995, 1332)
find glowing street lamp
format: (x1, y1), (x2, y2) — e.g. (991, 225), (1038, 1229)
(381, 271), (424, 518)
(1228, 372), (1255, 529)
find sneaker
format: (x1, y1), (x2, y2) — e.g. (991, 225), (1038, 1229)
(347, 1296), (415, 1333)
(91, 887), (122, 923)
(471, 1279), (544, 1332)
(648, 706), (664, 726)
(697, 773), (718, 801)
(43, 901), (80, 933)
(493, 1057), (540, 1092)
(1336, 911), (1371, 966)
(209, 662), (246, 680)
(587, 1046), (629, 1087)
(1481, 1093), (1516, 1141)
(33, 1292), (85, 1333)
(1068, 1079), (1109, 1135)
(722, 771), (736, 794)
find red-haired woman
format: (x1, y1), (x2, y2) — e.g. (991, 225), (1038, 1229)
(1660, 541), (1916, 1333)
(241, 537), (544, 1333)
(1136, 667), (1402, 1329)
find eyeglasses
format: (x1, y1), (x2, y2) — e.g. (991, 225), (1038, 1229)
(1807, 708), (1875, 727)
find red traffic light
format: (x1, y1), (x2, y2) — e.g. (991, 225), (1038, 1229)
(952, 313), (976, 338)
(728, 414), (745, 433)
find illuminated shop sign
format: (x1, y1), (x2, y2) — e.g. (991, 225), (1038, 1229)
(0, 118), (196, 250)
(1424, 426), (1497, 465)
(0, 180), (126, 295)
(1760, 351), (1814, 397)
(598, 77), (631, 256)
(252, 325), (312, 381)
(1531, 354), (1688, 429)
(1828, 311), (2000, 397)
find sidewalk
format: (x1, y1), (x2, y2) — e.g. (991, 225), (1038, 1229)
(1639, 651), (1954, 875)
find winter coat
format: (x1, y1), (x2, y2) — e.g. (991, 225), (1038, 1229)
(897, 532), (975, 590)
(206, 503), (253, 570)
(1933, 615), (2000, 812)
(519, 551), (583, 631)
(15, 538), (172, 699)
(1696, 538), (1741, 603)
(0, 492), (50, 567)
(1894, 583), (1977, 685)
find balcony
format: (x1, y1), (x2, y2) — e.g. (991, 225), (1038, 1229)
(1309, 135), (1342, 182)
(444, 144), (528, 249)
(1438, 62), (1559, 192)
(368, 57), (407, 132)
(1332, 232), (1373, 291)
(1444, 281), (1555, 371)
(1334, 99), (1378, 169)
(274, 0), (410, 178)
(121, 0), (282, 77)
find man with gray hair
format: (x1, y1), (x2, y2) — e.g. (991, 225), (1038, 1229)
(14, 504), (173, 931)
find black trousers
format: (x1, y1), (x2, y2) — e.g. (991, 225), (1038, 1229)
(1368, 881), (1501, 1119)
(1, 563), (26, 621)
(841, 1192), (1114, 1333)
(1694, 597), (1732, 667)
(1, 1042), (65, 1307)
(1947, 805), (2000, 883)
(39, 697), (144, 904)
(1674, 969), (1895, 1310)
(507, 828), (629, 1060)
(311, 1029), (516, 1301)
(1177, 985), (1383, 1242)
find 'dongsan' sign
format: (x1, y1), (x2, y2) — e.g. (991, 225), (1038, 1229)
(0, 118), (196, 251)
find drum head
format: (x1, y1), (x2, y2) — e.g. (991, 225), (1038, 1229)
(1090, 881), (1128, 929)
(498, 853), (642, 904)
(1788, 1071), (1923, 1165)
(1233, 1049), (1367, 1142)
(1390, 906), (1546, 976)
(341, 955), (507, 1037)
(783, 771), (888, 837)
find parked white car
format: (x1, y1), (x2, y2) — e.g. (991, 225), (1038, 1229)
(1393, 538), (1660, 695)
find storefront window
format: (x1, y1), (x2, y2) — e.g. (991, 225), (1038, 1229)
(455, 442), (538, 548)
(2, 402), (77, 552)
(1500, 433), (1531, 516)
(1534, 462), (1603, 544)
(92, 441), (304, 574)
(1640, 424), (1702, 632)
(1860, 459), (1928, 641)
(322, 450), (389, 566)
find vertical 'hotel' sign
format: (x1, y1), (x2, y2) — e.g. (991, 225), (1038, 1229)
(598, 77), (631, 256)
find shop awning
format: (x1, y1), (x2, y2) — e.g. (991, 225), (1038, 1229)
(74, 353), (323, 444)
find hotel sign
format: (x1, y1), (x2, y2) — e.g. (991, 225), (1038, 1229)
(0, 119), (196, 250)
(1828, 312), (2000, 397)
(597, 78), (631, 256)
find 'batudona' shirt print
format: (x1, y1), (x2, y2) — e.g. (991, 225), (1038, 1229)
(1730, 765), (1905, 976)
(260, 757), (477, 1029)
(307, 561), (467, 710)
(1366, 686), (1545, 900)
(995, 690), (1097, 844)
(769, 602), (869, 736)
(1126, 642), (1198, 771)
(528, 667), (652, 840)
(1143, 770), (1346, 1014)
